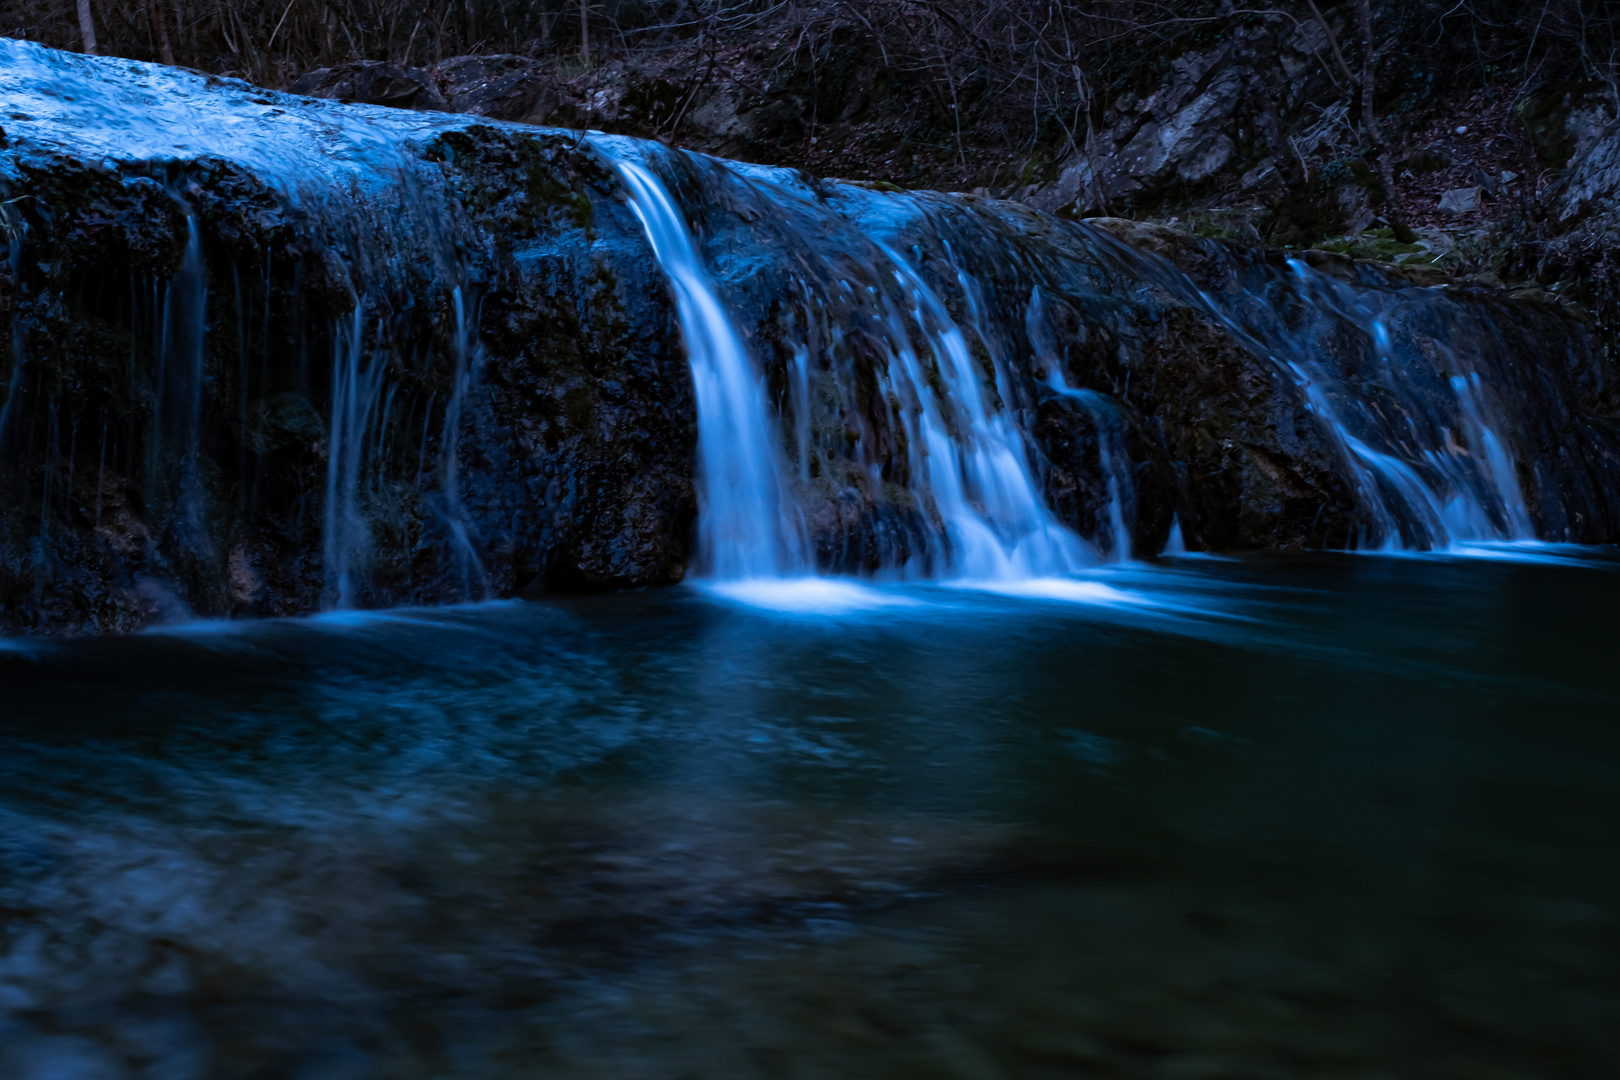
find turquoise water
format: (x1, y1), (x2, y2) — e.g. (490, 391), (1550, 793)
(2, 551), (1618, 1078)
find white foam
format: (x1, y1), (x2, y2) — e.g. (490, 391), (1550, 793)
(1439, 541), (1615, 567)
(1355, 540), (1617, 568)
(697, 578), (923, 614)
(952, 577), (1160, 608)
(142, 600), (523, 639)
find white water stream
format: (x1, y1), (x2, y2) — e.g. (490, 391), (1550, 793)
(604, 149), (1092, 585)
(610, 158), (811, 580)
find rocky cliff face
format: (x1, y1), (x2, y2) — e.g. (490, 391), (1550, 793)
(3, 41), (1619, 634)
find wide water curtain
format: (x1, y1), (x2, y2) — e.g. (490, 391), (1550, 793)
(608, 155), (809, 581)
(605, 147), (1097, 584)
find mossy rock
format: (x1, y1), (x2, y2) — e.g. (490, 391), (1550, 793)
(1316, 233), (1430, 263)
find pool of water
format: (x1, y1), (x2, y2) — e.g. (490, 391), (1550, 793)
(2, 551), (1618, 1078)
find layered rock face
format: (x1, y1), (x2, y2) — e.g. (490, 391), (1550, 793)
(3, 42), (1619, 634)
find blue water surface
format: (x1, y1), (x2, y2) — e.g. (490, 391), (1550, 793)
(1, 552), (1618, 1078)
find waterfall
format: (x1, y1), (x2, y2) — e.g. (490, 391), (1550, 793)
(7, 37), (1620, 636)
(1278, 259), (1535, 548)
(603, 145), (1091, 583)
(606, 154), (810, 580)
(1027, 287), (1133, 562)
(619, 150), (1542, 569)
(436, 286), (489, 600)
(162, 211), (212, 552)
(1046, 373), (1135, 561)
(872, 248), (1092, 578)
(1075, 223), (1539, 551)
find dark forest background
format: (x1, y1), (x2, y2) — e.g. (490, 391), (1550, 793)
(6, 2), (1616, 178)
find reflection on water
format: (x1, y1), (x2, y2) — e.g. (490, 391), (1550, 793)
(2, 554), (1619, 1078)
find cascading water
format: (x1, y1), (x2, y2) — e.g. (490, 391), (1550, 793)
(605, 153), (810, 580)
(1076, 221), (1540, 552)
(156, 210), (213, 554)
(322, 303), (384, 608)
(589, 140), (1572, 579)
(871, 248), (1092, 578)
(0, 204), (26, 453)
(1027, 286), (1134, 561)
(1, 39), (508, 615)
(1046, 373), (1135, 561)
(601, 143), (1091, 584)
(436, 286), (491, 600)
(1279, 258), (1536, 547)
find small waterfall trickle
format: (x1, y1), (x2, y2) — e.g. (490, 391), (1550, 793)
(1450, 370), (1535, 538)
(1163, 516), (1187, 556)
(1027, 287), (1134, 562)
(0, 205), (26, 455)
(1046, 372), (1135, 561)
(323, 303), (386, 609)
(161, 212), (212, 551)
(436, 286), (490, 600)
(607, 154), (810, 580)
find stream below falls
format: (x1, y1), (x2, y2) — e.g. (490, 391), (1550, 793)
(2, 549), (1618, 1079)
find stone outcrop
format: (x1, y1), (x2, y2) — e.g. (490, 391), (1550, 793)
(1027, 14), (1343, 217)
(288, 59), (448, 111)
(1554, 117), (1620, 225)
(287, 54), (634, 134)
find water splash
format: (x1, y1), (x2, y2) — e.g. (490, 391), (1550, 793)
(1163, 516), (1187, 556)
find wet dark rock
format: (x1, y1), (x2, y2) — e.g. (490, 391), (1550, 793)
(1, 57), (696, 633)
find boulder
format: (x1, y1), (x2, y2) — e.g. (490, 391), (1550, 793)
(288, 60), (448, 110)
(1555, 118), (1620, 223)
(1438, 186), (1482, 215)
(437, 54), (565, 126)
